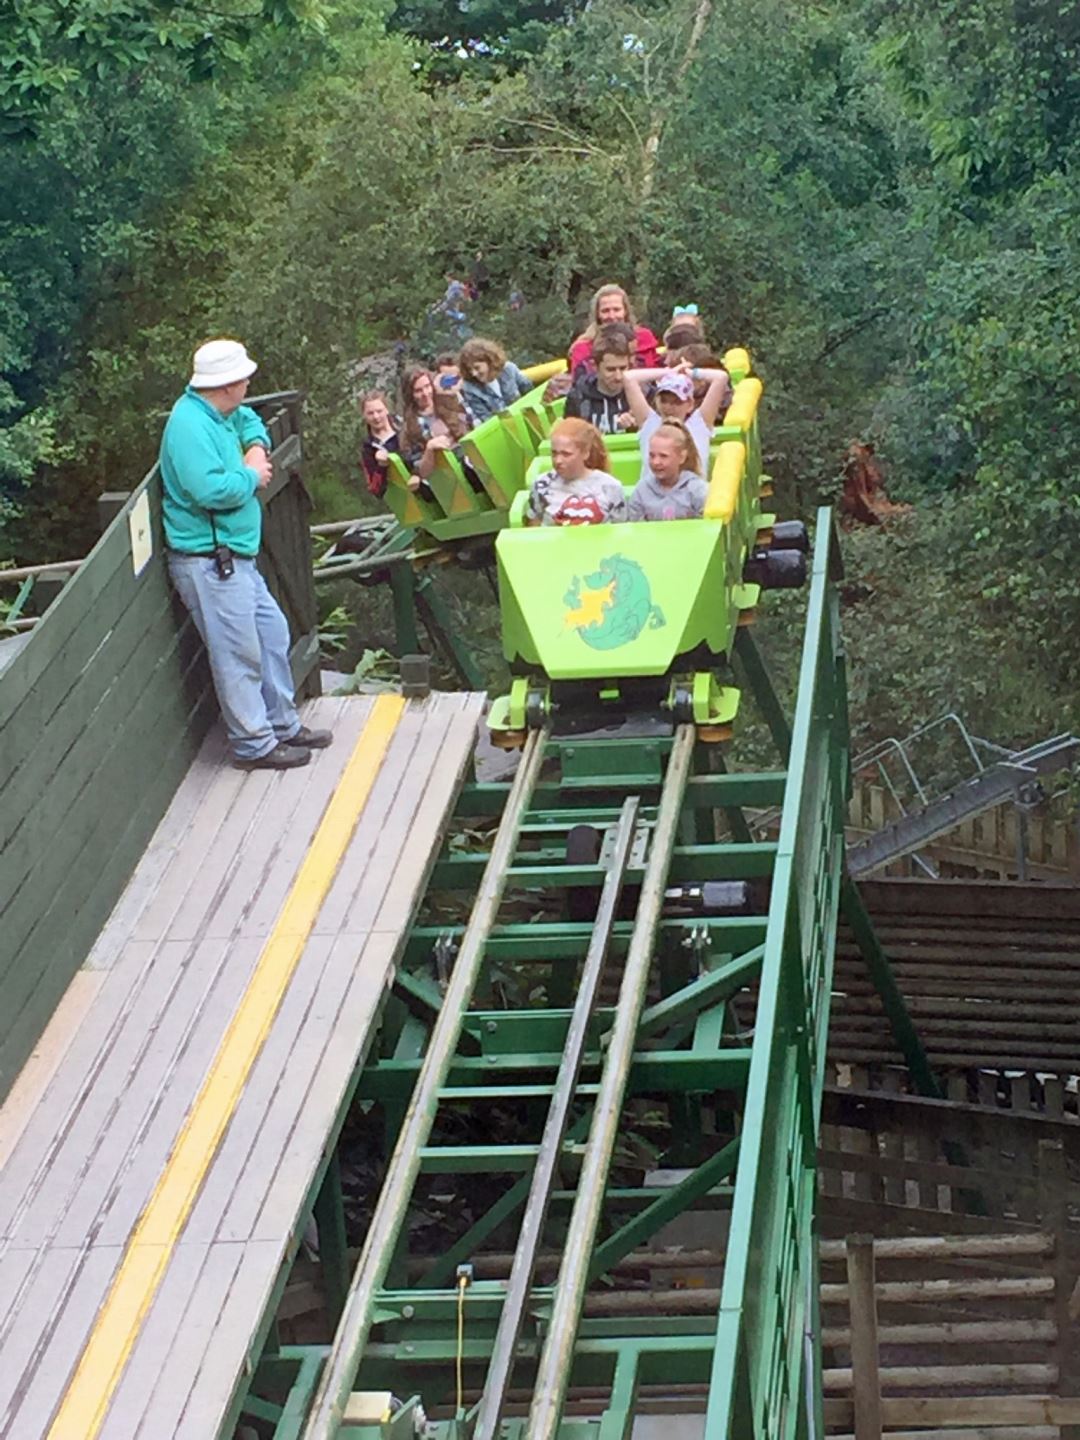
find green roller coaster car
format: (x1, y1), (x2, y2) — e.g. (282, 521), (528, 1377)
(489, 348), (786, 743)
(380, 368), (564, 550)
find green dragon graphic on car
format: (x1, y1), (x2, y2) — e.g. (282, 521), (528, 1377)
(563, 556), (666, 651)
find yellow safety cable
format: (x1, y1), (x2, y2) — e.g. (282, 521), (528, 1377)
(456, 1269), (470, 1414)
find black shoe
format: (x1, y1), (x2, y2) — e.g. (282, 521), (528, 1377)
(288, 725), (333, 749)
(234, 742), (312, 770)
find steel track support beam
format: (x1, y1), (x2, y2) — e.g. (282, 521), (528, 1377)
(587, 1136), (741, 1282)
(734, 627), (792, 761)
(525, 726), (696, 1440)
(313, 1148), (350, 1325)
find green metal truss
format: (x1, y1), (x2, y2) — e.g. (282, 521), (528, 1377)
(231, 508), (926, 1440)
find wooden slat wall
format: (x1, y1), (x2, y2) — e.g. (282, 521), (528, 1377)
(0, 394), (320, 1101)
(831, 878), (1080, 1075)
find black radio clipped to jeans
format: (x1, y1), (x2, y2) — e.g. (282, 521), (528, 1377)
(210, 515), (234, 579)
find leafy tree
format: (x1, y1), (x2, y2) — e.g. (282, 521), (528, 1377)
(387, 0), (586, 77)
(0, 0), (330, 134)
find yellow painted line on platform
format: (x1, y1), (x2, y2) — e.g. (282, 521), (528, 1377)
(48, 695), (407, 1440)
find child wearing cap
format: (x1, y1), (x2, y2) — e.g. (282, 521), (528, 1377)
(623, 364), (732, 488)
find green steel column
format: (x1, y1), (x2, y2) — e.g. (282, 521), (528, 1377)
(313, 1149), (350, 1325)
(389, 563), (420, 655)
(415, 572), (486, 689)
(840, 874), (943, 1100)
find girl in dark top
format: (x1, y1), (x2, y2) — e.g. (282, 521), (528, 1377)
(359, 391), (401, 498)
(399, 364), (476, 497)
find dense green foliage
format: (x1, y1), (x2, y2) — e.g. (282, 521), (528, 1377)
(4, 0), (1080, 744)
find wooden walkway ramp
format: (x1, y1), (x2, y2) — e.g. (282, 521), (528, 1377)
(0, 691), (483, 1440)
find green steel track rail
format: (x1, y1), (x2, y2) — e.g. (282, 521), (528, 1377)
(236, 509), (876, 1440)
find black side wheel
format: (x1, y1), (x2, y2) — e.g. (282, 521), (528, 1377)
(565, 824), (602, 923)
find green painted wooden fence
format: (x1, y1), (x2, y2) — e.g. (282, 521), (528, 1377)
(0, 391), (319, 1101)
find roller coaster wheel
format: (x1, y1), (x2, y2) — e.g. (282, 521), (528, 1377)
(769, 520), (809, 552)
(565, 824), (602, 924)
(525, 689), (549, 730)
(743, 547), (807, 590)
(671, 685), (694, 724)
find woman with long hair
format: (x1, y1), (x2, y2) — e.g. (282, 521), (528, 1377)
(399, 364), (474, 493)
(358, 390), (401, 498)
(567, 284), (660, 376)
(458, 337), (533, 422)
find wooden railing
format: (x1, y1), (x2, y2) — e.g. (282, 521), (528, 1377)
(0, 392), (319, 1101)
(822, 1229), (1079, 1438)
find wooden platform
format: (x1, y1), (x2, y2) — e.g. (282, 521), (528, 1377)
(0, 691), (483, 1440)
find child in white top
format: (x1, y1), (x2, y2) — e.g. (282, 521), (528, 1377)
(526, 419), (628, 526)
(624, 364), (731, 487)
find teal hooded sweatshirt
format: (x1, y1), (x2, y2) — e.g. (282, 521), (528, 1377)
(159, 387), (272, 556)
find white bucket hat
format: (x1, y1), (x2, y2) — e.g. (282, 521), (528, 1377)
(190, 338), (258, 389)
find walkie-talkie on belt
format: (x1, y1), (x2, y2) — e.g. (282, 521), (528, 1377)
(209, 514), (234, 579)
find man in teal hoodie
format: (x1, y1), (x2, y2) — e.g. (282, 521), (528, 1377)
(161, 338), (331, 769)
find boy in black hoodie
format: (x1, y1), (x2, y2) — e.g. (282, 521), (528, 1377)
(563, 327), (636, 435)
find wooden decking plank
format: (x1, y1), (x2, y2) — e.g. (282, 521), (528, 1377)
(134, 697), (349, 948)
(204, 698), (364, 941)
(4, 936), (225, 1248)
(143, 768), (292, 945)
(253, 929), (399, 1243)
(251, 700), (480, 1245)
(128, 1242), (245, 1440)
(0, 971), (106, 1175)
(0, 1247), (82, 1420)
(314, 693), (475, 937)
(95, 1241), (211, 1440)
(0, 944), (159, 1234)
(89, 703), (387, 1253)
(182, 931), (343, 1245)
(365, 697), (481, 936)
(0, 1245), (36, 1330)
(129, 761), (249, 944)
(2, 1245), (124, 1439)
(172, 1241), (281, 1439)
(0, 939), (165, 1240)
(84, 729), (227, 970)
(184, 701), (428, 1246)
(226, 932), (380, 1243)
(83, 936), (264, 1251)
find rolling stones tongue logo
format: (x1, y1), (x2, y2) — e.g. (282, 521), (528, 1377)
(551, 493), (607, 526)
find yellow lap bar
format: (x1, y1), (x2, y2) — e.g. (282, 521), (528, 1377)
(724, 376), (762, 432)
(521, 358), (567, 383)
(706, 440), (746, 522)
(48, 693), (407, 1440)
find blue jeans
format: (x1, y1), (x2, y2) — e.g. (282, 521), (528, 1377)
(168, 552), (301, 760)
